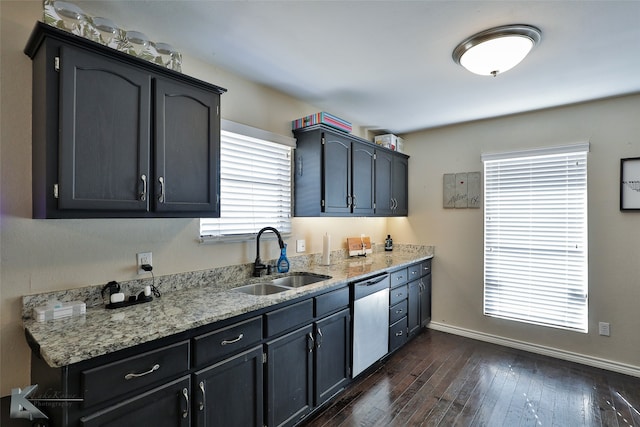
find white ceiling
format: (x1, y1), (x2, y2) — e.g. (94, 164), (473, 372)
(74, 1), (640, 134)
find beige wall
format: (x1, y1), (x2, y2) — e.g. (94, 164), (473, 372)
(394, 94), (640, 370)
(0, 2), (387, 395)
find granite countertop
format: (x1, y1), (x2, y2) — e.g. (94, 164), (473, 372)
(24, 249), (433, 368)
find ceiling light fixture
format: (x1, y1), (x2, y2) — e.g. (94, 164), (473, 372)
(453, 24), (541, 77)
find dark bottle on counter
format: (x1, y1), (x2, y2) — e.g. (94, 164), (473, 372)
(385, 234), (393, 251)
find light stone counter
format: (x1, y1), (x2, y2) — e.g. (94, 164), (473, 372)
(23, 245), (433, 368)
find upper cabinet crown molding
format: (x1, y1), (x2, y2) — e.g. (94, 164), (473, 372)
(25, 22), (226, 219)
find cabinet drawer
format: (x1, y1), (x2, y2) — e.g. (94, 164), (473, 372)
(421, 259), (432, 276)
(80, 375), (191, 427)
(193, 316), (263, 367)
(390, 300), (408, 324)
(389, 317), (408, 353)
(408, 263), (421, 281)
(265, 299), (314, 337)
(390, 268), (408, 287)
(390, 284), (408, 306)
(315, 286), (349, 318)
(82, 340), (190, 408)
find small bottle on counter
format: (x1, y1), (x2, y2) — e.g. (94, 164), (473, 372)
(385, 235), (393, 251)
(277, 244), (290, 273)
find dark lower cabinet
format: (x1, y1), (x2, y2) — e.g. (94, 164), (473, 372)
(266, 325), (314, 427)
(407, 279), (421, 337)
(408, 260), (432, 338)
(193, 345), (263, 427)
(314, 308), (351, 406)
(420, 273), (432, 327)
(80, 376), (191, 427)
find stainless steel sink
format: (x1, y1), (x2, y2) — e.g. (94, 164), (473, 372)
(271, 273), (331, 288)
(232, 283), (292, 296)
(232, 273), (331, 296)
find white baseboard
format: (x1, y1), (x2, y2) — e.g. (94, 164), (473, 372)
(428, 322), (640, 378)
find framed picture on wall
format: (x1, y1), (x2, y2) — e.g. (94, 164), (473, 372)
(620, 157), (640, 210)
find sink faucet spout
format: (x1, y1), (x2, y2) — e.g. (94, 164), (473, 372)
(253, 227), (285, 277)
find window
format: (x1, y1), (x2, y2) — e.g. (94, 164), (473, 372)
(482, 143), (589, 332)
(200, 120), (294, 241)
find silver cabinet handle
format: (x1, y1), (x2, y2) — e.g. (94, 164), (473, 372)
(307, 332), (314, 352)
(221, 333), (244, 346)
(395, 330), (403, 337)
(395, 309), (404, 314)
(198, 381), (206, 411)
(124, 364), (160, 380)
(352, 195), (357, 209)
(347, 195), (353, 207)
(140, 174), (147, 201)
(158, 176), (165, 203)
(182, 388), (189, 419)
(316, 328), (323, 349)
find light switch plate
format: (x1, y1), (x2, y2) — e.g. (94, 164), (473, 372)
(296, 239), (306, 253)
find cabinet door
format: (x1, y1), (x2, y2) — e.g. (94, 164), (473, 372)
(58, 45), (151, 211)
(420, 274), (432, 327)
(322, 133), (351, 214)
(314, 308), (350, 406)
(266, 325), (314, 427)
(351, 142), (375, 215)
(407, 279), (421, 337)
(154, 78), (220, 215)
(374, 150), (394, 215)
(80, 376), (190, 427)
(193, 345), (263, 427)
(392, 154), (409, 216)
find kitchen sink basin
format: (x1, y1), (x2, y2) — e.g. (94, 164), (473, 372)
(271, 273), (331, 288)
(232, 283), (292, 296)
(232, 273), (332, 296)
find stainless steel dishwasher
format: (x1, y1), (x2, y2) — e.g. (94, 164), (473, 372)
(351, 272), (390, 377)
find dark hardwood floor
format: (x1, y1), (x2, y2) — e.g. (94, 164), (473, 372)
(304, 329), (640, 427)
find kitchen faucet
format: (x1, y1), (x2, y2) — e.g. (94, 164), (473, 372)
(253, 227), (285, 277)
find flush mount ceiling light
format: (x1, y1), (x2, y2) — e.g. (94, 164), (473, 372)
(453, 24), (541, 77)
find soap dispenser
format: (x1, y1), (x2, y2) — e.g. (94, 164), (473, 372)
(277, 243), (290, 273)
(385, 234), (393, 251)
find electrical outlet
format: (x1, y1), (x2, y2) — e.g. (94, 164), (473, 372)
(296, 239), (306, 253)
(598, 322), (610, 336)
(137, 252), (152, 274)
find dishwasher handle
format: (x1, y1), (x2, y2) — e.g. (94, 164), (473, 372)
(352, 273), (390, 299)
(362, 275), (388, 287)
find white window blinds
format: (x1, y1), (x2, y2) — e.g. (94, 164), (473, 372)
(482, 143), (589, 332)
(200, 122), (293, 240)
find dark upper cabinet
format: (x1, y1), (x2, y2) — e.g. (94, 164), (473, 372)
(351, 141), (376, 215)
(293, 124), (402, 217)
(154, 78), (220, 214)
(24, 22), (225, 218)
(323, 132), (352, 214)
(58, 45), (151, 212)
(375, 149), (409, 216)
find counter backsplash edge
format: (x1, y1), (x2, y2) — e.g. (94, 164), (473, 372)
(22, 243), (434, 319)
